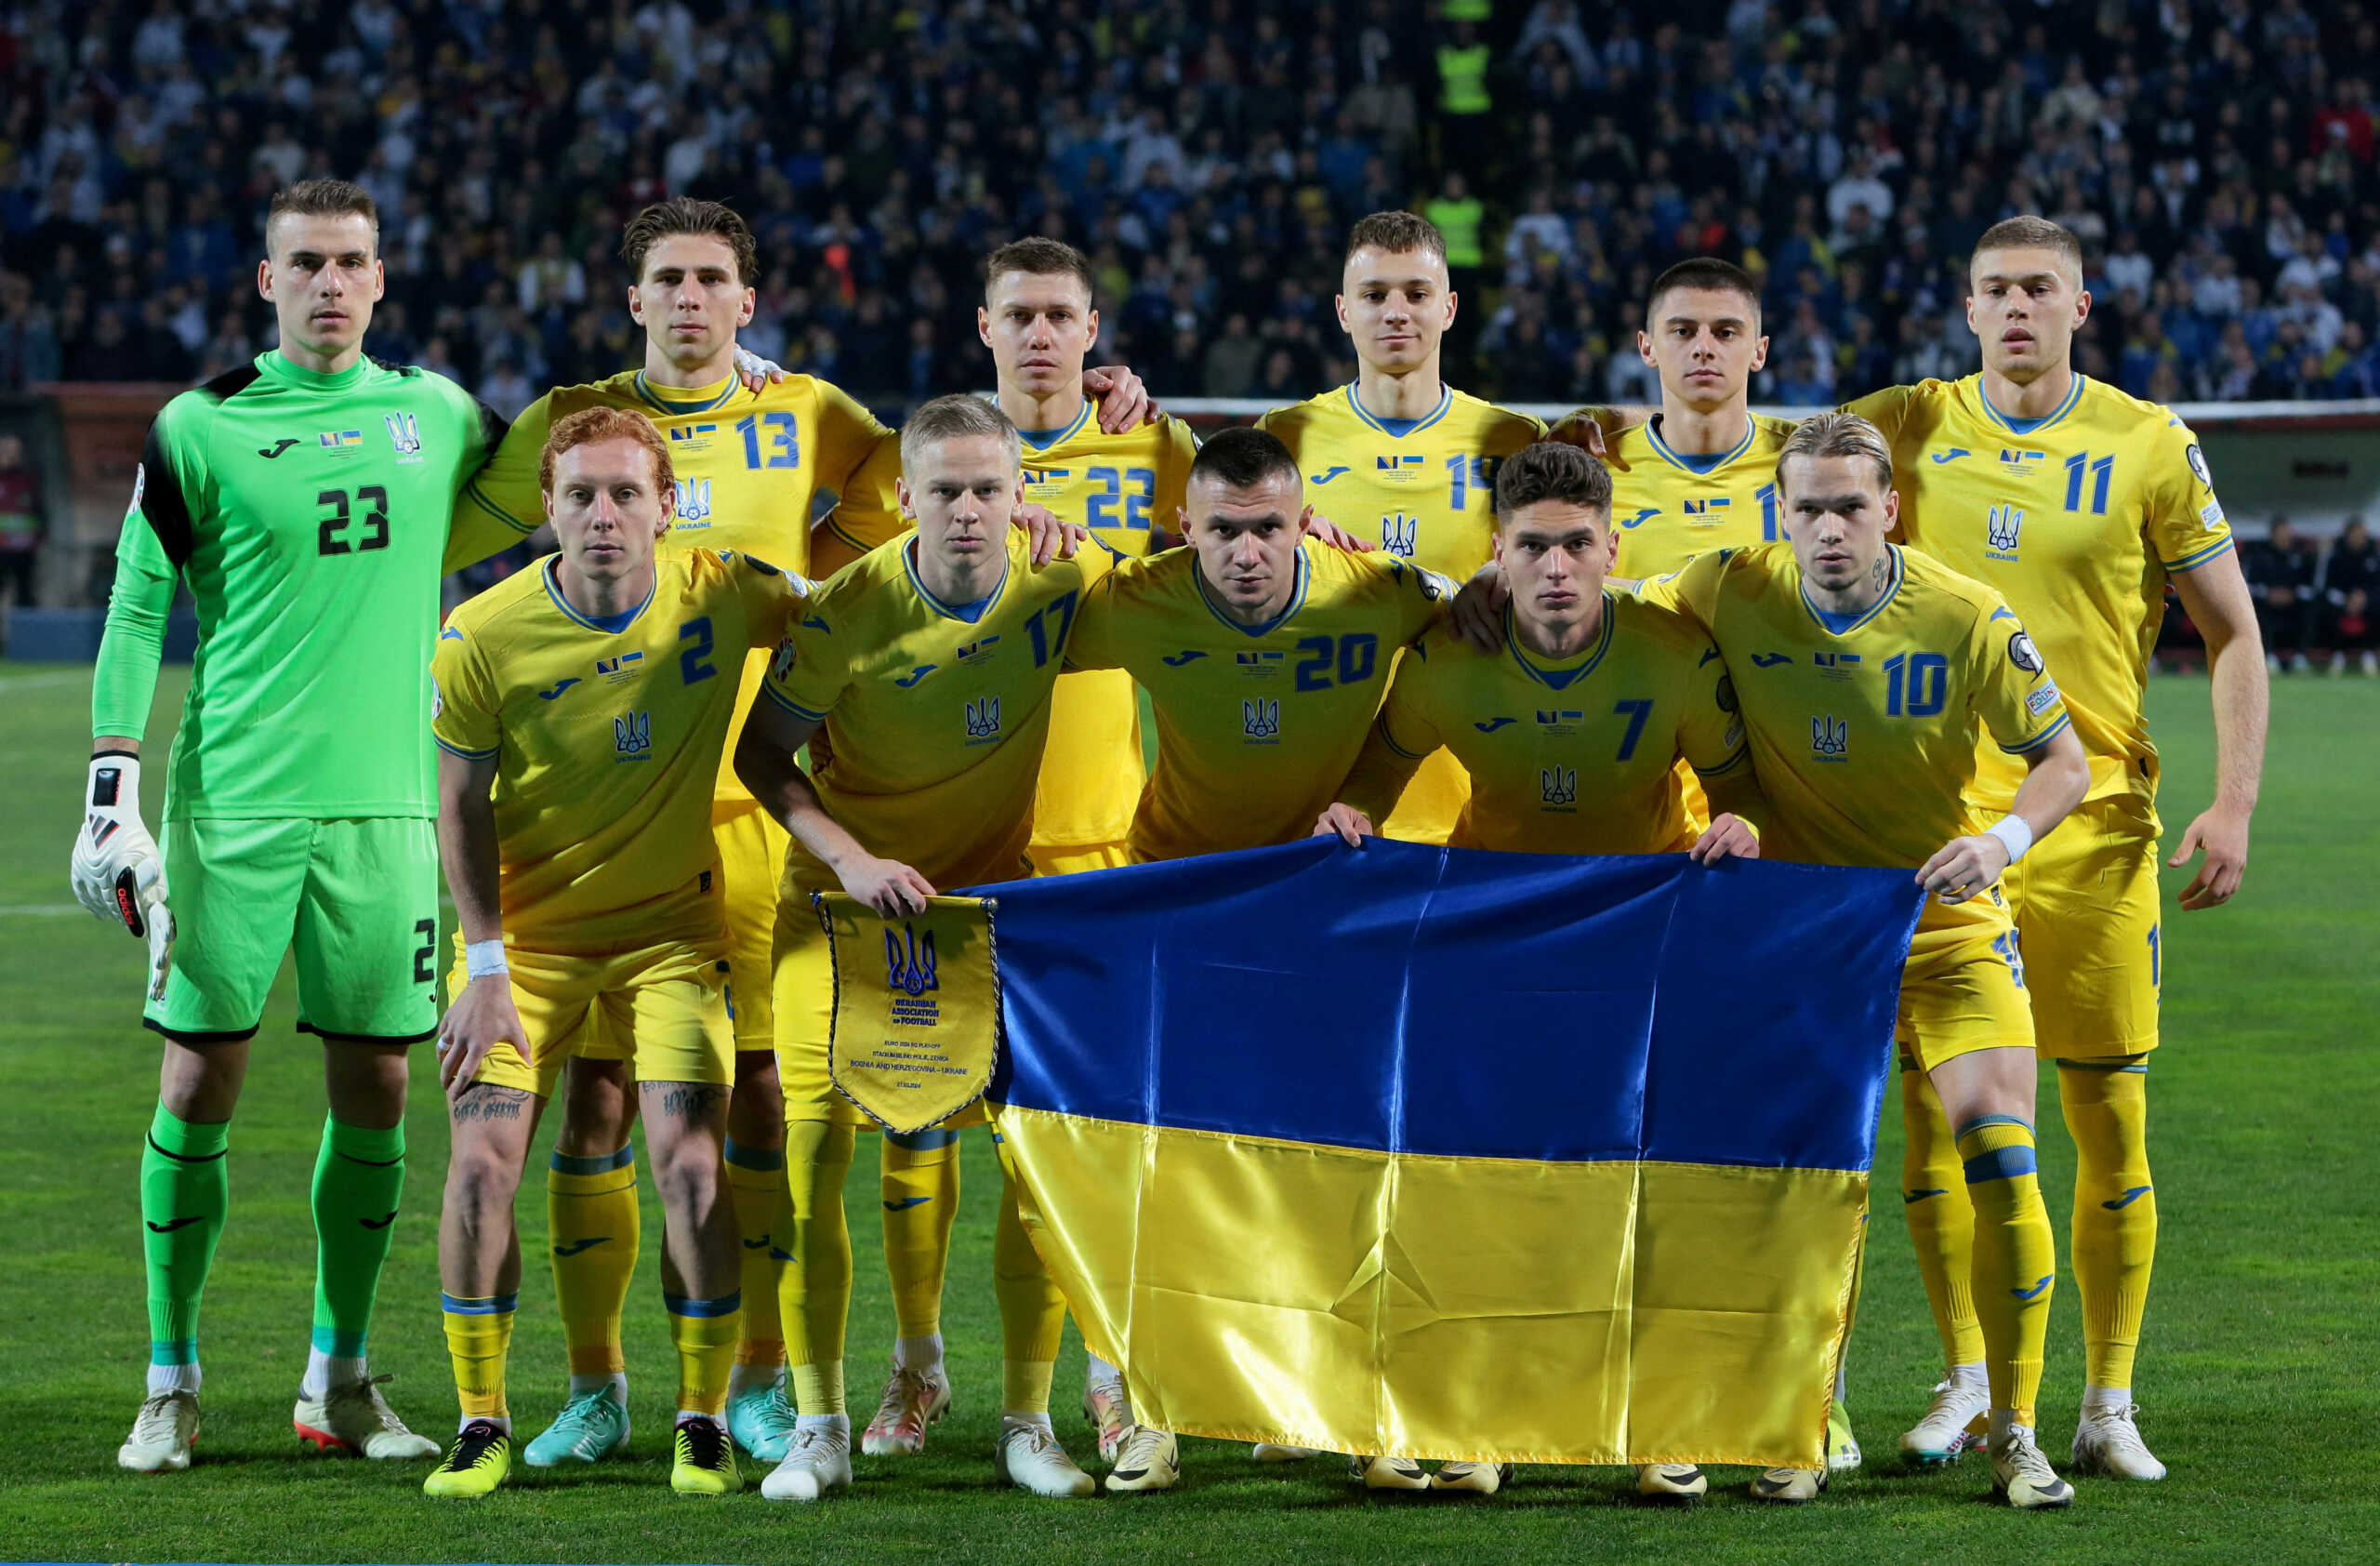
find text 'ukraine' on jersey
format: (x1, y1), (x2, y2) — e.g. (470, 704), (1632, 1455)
(760, 529), (1117, 892)
(1606, 413), (1798, 581)
(121, 352), (503, 820)
(431, 548), (806, 948)
(446, 367), (910, 808)
(1351, 594), (1750, 856)
(1637, 541), (2070, 931)
(1018, 404), (1201, 850)
(1256, 385), (1542, 577)
(1847, 374), (2231, 808)
(1064, 542), (1452, 861)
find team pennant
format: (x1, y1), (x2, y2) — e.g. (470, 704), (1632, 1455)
(816, 892), (1002, 1135)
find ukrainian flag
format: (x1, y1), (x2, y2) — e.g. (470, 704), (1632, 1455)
(978, 838), (1922, 1468)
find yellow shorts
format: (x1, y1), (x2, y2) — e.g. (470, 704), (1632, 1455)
(446, 934), (734, 1097)
(772, 887), (990, 1131)
(1382, 745), (1467, 846)
(1030, 841), (1132, 877)
(574, 801), (786, 1062)
(2000, 792), (2162, 1058)
(1894, 899), (2037, 1074)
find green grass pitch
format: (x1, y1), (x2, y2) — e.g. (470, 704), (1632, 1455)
(4, 663), (2373, 1563)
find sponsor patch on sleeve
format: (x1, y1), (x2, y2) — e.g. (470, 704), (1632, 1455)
(2027, 682), (2061, 716)
(2201, 499), (2226, 528)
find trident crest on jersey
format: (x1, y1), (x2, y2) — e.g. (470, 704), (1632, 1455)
(1243, 697), (1280, 738)
(1987, 505), (2024, 555)
(1811, 715), (1848, 759)
(1539, 764), (1578, 806)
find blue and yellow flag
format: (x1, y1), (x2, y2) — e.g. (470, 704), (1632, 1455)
(975, 838), (1923, 1468)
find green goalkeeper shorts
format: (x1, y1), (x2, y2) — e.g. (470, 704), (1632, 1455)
(145, 816), (441, 1044)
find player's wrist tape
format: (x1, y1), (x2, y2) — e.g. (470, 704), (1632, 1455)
(465, 939), (509, 979)
(1985, 815), (2034, 866)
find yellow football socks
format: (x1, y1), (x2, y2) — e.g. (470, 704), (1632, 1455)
(1955, 1115), (2055, 1426)
(723, 1138), (789, 1370)
(1900, 1060), (1986, 1369)
(442, 1293), (516, 1422)
(783, 1120), (855, 1416)
(547, 1147), (639, 1378)
(993, 1161), (1064, 1415)
(666, 1293), (743, 1419)
(880, 1128), (962, 1340)
(2059, 1059), (2156, 1390)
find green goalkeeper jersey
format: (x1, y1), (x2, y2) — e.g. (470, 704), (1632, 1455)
(92, 352), (504, 819)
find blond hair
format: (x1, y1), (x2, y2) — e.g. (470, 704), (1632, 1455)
(1777, 411), (1894, 493)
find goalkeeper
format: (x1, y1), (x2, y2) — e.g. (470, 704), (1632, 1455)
(73, 180), (504, 1474)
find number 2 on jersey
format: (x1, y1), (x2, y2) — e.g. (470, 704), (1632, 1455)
(316, 486), (390, 555)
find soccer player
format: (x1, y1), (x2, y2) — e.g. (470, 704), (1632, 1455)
(1062, 425), (1466, 1491)
(1843, 218), (2267, 1480)
(1315, 438), (1760, 1502)
(74, 179), (501, 1474)
(423, 406), (807, 1498)
(733, 394), (1107, 1504)
(1634, 412), (2091, 1508)
(443, 200), (1134, 1468)
(1254, 211), (1543, 849)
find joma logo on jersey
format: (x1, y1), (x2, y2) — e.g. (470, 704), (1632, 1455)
(1540, 764), (1579, 808)
(1987, 505), (2024, 559)
(1161, 649), (1207, 666)
(674, 478), (712, 524)
(614, 710), (652, 758)
(885, 922), (938, 998)
(1380, 513), (1419, 555)
(1682, 498), (1730, 516)
(1811, 715), (1849, 760)
(383, 412), (423, 461)
(1474, 716), (1516, 733)
(956, 635), (1000, 665)
(1242, 698), (1280, 741)
(963, 697), (1002, 743)
(1751, 651), (1793, 668)
(594, 651), (645, 683)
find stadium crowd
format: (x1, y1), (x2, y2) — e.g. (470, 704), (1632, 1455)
(3, 0), (2379, 411)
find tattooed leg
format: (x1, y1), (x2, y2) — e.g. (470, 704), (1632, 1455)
(640, 1080), (739, 1303)
(439, 1085), (544, 1301)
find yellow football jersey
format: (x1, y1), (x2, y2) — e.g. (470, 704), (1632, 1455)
(1064, 541), (1453, 861)
(1342, 594), (1751, 855)
(1256, 383), (1542, 845)
(760, 528), (1115, 893)
(1847, 373), (2231, 809)
(1637, 541), (2070, 932)
(1606, 412), (1799, 580)
(443, 367), (908, 807)
(431, 548), (806, 949)
(1017, 403), (1200, 851)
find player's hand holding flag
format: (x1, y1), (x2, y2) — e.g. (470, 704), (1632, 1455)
(834, 852), (939, 919)
(1312, 803), (1374, 846)
(70, 751), (175, 1001)
(1689, 812), (1761, 864)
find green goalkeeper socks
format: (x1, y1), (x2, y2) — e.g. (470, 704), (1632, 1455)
(142, 1102), (231, 1372)
(311, 1115), (406, 1360)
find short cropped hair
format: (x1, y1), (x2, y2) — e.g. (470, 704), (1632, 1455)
(900, 393), (1023, 475)
(266, 179), (378, 245)
(621, 197), (759, 288)
(1189, 426), (1301, 493)
(1344, 210), (1446, 264)
(983, 236), (1097, 303)
(1495, 442), (1614, 518)
(1777, 411), (1894, 494)
(1971, 216), (2083, 287)
(540, 405), (674, 498)
(1646, 257), (1763, 325)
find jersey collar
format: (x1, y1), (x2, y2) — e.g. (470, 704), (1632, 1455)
(1344, 381), (1451, 439)
(1016, 398), (1093, 452)
(1646, 414), (1756, 476)
(633, 369), (742, 416)
(1799, 545), (1902, 638)
(1976, 372), (2085, 436)
(904, 537), (1012, 623)
(1193, 545), (1310, 636)
(543, 555), (655, 634)
(1505, 593), (1616, 689)
(259, 349), (372, 392)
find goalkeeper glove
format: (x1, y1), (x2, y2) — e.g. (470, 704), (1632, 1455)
(70, 751), (175, 1001)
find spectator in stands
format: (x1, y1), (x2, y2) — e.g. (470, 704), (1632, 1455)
(0, 432), (41, 610)
(2242, 517), (2324, 673)
(2322, 516), (2379, 676)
